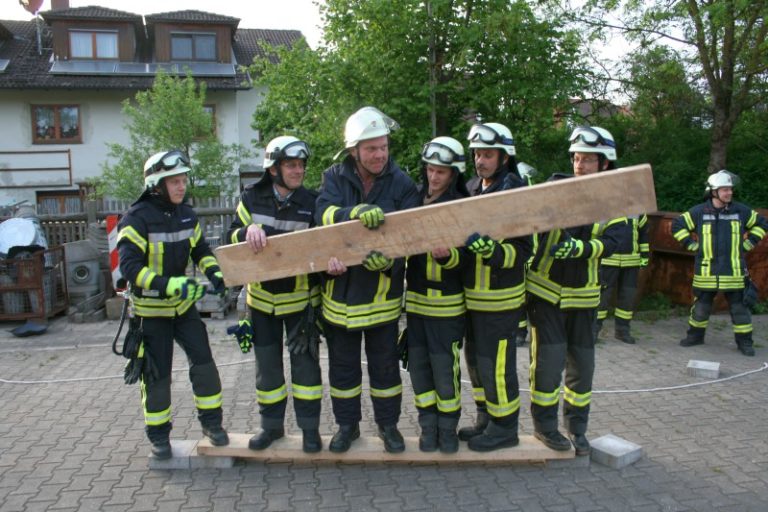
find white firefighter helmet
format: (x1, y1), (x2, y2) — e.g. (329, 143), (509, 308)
(263, 135), (311, 168)
(421, 136), (466, 174)
(467, 122), (516, 156)
(343, 106), (399, 149)
(568, 125), (617, 161)
(706, 169), (738, 191)
(143, 150), (191, 189)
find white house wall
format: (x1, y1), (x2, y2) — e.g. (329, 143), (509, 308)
(0, 86), (261, 207)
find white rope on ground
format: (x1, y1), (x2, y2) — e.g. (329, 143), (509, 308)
(1, 359), (766, 391)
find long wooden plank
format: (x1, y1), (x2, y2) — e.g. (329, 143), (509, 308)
(215, 164), (655, 286)
(197, 433), (574, 463)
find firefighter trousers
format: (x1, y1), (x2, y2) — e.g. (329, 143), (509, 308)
(140, 308), (223, 444)
(464, 310), (522, 430)
(597, 265), (639, 331)
(250, 308), (322, 430)
(528, 297), (594, 436)
(325, 321), (402, 427)
(406, 314), (464, 430)
(686, 289), (753, 342)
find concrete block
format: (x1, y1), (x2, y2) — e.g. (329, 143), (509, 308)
(148, 440), (196, 470)
(105, 297), (125, 320)
(687, 359), (720, 379)
(590, 434), (643, 469)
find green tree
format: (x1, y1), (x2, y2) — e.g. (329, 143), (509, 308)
(248, 0), (588, 186)
(575, 0), (768, 173)
(97, 70), (247, 200)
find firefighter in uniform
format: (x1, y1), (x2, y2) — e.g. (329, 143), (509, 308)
(405, 136), (469, 453)
(596, 213), (649, 344)
(527, 126), (630, 456)
(673, 170), (767, 356)
(316, 106), (419, 453)
(225, 136), (324, 453)
(514, 161), (538, 347)
(117, 150), (229, 460)
(459, 122), (532, 451)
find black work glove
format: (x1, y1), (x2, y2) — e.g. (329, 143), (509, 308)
(286, 305), (321, 360)
(209, 271), (228, 297)
(397, 328), (409, 370)
(123, 341), (158, 385)
(227, 319), (253, 353)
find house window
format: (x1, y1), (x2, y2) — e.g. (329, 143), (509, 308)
(69, 30), (118, 59)
(202, 104), (216, 136)
(37, 190), (82, 215)
(171, 33), (216, 61)
(32, 105), (81, 144)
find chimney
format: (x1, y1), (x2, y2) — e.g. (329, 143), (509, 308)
(51, 0), (70, 10)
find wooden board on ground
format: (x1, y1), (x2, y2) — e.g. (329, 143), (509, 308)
(197, 433), (574, 463)
(215, 164), (655, 286)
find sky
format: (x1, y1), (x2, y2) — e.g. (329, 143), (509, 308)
(0, 0), (326, 48)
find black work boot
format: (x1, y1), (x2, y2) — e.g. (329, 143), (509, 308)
(736, 339), (755, 357)
(419, 426), (438, 452)
(329, 423), (360, 453)
(615, 329), (636, 345)
(569, 433), (590, 456)
(248, 428), (284, 450)
(150, 440), (172, 460)
(467, 422), (519, 452)
(202, 425), (229, 446)
(680, 327), (705, 347)
(438, 428), (459, 454)
(302, 429), (322, 453)
(378, 424), (405, 453)
(534, 430), (572, 451)
(458, 411), (489, 441)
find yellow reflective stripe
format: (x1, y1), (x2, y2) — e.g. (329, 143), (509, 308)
(192, 223), (203, 247)
(589, 239), (604, 258)
(596, 310), (608, 320)
(471, 387), (485, 403)
(563, 386), (591, 407)
(692, 275), (744, 289)
(405, 291), (465, 316)
(614, 308), (633, 320)
(148, 240), (163, 276)
(370, 383), (402, 398)
(689, 317), (708, 329)
(136, 267), (156, 289)
(531, 386), (560, 407)
(500, 242), (516, 268)
(733, 323), (752, 334)
(465, 283), (525, 311)
(247, 282), (311, 315)
(292, 383), (323, 401)
(437, 339), (462, 414)
(437, 394), (461, 413)
(321, 293), (402, 330)
(603, 253), (642, 267)
(414, 390), (437, 408)
(198, 255), (217, 273)
(426, 253), (441, 282)
(526, 271), (560, 304)
(495, 339), (508, 405)
(731, 220), (741, 274)
(257, 386), (288, 405)
(322, 206), (340, 226)
(486, 395), (520, 417)
(682, 211), (695, 230)
(330, 384), (362, 399)
(144, 406), (172, 426)
(749, 225), (765, 238)
(441, 248), (460, 269)
(118, 225), (148, 253)
(672, 228), (690, 242)
(194, 392), (223, 410)
(236, 201), (251, 226)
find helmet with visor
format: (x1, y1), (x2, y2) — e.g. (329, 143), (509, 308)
(143, 150), (191, 189)
(568, 126), (617, 162)
(263, 136), (311, 168)
(467, 122), (516, 155)
(421, 136), (466, 174)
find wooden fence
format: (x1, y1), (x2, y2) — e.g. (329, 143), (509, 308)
(38, 197), (240, 247)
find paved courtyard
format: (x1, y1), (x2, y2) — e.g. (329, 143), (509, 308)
(0, 311), (766, 511)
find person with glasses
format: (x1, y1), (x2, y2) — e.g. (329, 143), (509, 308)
(225, 136), (324, 453)
(117, 149), (229, 460)
(315, 107), (419, 453)
(404, 136), (469, 453)
(458, 122), (532, 451)
(526, 126), (630, 456)
(672, 170), (767, 356)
